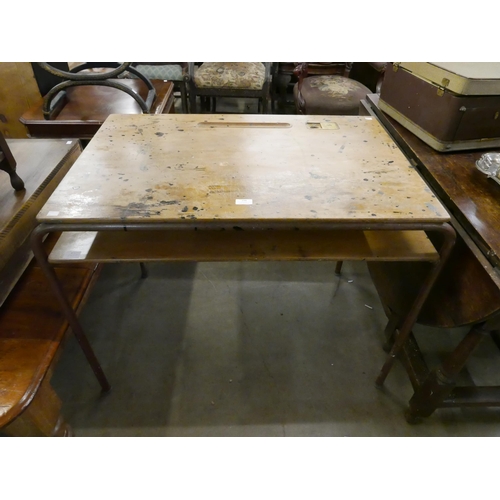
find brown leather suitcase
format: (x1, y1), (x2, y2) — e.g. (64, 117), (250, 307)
(379, 62), (500, 152)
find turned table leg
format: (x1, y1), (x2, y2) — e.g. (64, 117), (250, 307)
(0, 132), (25, 191)
(405, 323), (488, 423)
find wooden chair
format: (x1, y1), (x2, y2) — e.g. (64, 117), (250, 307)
(127, 63), (189, 113)
(294, 62), (387, 115)
(187, 62), (272, 113)
(271, 62), (348, 112)
(35, 63), (157, 119)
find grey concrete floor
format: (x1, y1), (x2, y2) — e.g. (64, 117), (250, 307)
(51, 260), (500, 436)
(50, 94), (500, 436)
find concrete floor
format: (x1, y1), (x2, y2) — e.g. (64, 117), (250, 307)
(51, 258), (500, 437)
(50, 94), (500, 436)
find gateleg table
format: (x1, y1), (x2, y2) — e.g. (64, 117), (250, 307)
(360, 94), (500, 420)
(31, 113), (455, 421)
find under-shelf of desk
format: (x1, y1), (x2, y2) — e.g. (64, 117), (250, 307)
(48, 229), (439, 263)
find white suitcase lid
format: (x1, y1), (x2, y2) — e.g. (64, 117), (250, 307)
(398, 62), (500, 95)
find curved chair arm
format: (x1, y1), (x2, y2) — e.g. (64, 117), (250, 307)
(370, 62), (387, 93)
(39, 62), (132, 80)
(37, 62), (157, 119)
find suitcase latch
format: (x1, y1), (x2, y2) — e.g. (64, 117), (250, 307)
(437, 78), (450, 96)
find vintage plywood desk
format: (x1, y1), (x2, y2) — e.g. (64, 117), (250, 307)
(31, 114), (455, 421)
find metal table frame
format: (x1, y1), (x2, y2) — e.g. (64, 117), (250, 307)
(31, 219), (456, 419)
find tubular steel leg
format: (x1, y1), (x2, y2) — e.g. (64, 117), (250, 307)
(376, 223), (456, 387)
(31, 225), (111, 392)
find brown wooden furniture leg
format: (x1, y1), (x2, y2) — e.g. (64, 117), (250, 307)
(381, 311), (400, 352)
(0, 132), (25, 191)
(2, 377), (72, 437)
(405, 323), (488, 423)
(334, 261), (343, 275)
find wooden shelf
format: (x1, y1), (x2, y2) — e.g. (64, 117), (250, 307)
(49, 229), (439, 264)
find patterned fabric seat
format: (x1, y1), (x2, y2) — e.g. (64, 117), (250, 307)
(194, 62), (266, 90)
(293, 75), (371, 115)
(187, 62), (272, 113)
(294, 62), (387, 115)
(130, 64), (184, 81)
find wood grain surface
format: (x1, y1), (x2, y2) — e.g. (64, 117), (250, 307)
(0, 139), (81, 305)
(0, 256), (100, 432)
(49, 229), (439, 263)
(367, 94), (500, 266)
(37, 114), (449, 226)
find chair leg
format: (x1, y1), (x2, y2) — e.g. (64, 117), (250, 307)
(334, 261), (343, 275)
(200, 96), (211, 112)
(139, 262), (148, 279)
(189, 88), (197, 113)
(180, 81), (188, 113)
(261, 96), (269, 114)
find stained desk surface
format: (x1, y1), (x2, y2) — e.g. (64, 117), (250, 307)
(37, 114), (449, 226)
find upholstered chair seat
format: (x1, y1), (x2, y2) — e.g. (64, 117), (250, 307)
(293, 62), (387, 116)
(131, 64), (184, 81)
(194, 62), (266, 90)
(293, 75), (371, 115)
(187, 62), (272, 113)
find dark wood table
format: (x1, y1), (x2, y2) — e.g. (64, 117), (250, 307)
(19, 79), (175, 140)
(362, 93), (500, 421)
(0, 138), (90, 436)
(0, 138), (82, 305)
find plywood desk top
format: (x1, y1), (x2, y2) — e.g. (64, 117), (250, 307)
(37, 114), (449, 226)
